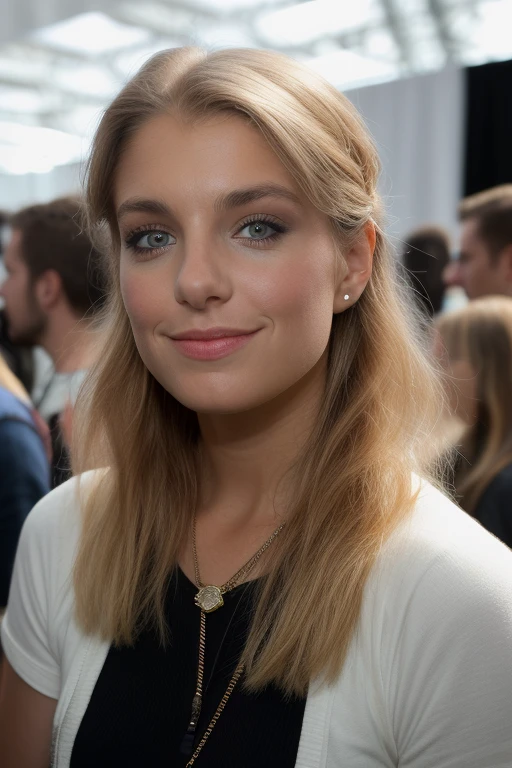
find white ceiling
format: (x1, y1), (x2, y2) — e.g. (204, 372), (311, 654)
(1, 0), (512, 175)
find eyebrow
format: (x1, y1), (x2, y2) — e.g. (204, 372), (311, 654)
(116, 183), (302, 221)
(214, 183), (302, 211)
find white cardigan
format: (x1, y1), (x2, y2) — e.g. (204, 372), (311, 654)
(2, 473), (512, 767)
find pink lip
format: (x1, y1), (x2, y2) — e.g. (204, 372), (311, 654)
(169, 327), (260, 360)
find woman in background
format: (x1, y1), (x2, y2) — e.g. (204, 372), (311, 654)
(0, 355), (49, 610)
(1, 47), (512, 768)
(436, 296), (512, 547)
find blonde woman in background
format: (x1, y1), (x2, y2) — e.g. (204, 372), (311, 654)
(436, 296), (512, 548)
(1, 48), (512, 768)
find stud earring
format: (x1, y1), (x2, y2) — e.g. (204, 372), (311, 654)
(344, 294), (350, 301)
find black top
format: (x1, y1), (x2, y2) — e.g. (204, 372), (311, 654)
(474, 463), (512, 549)
(70, 568), (307, 767)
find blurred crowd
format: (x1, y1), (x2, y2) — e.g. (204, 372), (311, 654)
(0, 183), (512, 610)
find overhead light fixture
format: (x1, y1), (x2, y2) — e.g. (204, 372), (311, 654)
(0, 122), (84, 175)
(54, 65), (120, 99)
(31, 12), (150, 56)
(304, 49), (398, 90)
(256, 0), (382, 46)
(0, 87), (50, 114)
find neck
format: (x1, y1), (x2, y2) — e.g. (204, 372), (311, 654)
(197, 355), (326, 527)
(42, 315), (96, 373)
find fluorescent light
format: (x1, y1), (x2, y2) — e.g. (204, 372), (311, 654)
(0, 122), (83, 174)
(257, 0), (382, 46)
(470, 0), (512, 62)
(189, 0), (276, 11)
(54, 65), (120, 99)
(32, 12), (150, 56)
(198, 23), (258, 48)
(0, 87), (49, 114)
(305, 49), (398, 90)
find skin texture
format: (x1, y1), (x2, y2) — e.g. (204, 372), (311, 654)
(116, 113), (374, 584)
(443, 218), (512, 299)
(0, 659), (57, 768)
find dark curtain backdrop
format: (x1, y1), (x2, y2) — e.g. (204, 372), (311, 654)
(464, 59), (512, 196)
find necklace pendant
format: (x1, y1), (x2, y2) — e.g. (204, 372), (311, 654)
(195, 585), (224, 612)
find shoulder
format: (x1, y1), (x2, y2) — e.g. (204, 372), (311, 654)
(327, 483), (512, 766)
(360, 479), (512, 693)
(0, 387), (32, 424)
(365, 479), (512, 631)
(18, 469), (103, 562)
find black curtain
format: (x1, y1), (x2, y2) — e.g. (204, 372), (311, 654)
(464, 59), (512, 196)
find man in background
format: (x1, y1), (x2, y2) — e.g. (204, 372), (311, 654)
(0, 196), (106, 485)
(444, 185), (512, 300)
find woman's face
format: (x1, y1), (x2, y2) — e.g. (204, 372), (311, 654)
(115, 113), (366, 414)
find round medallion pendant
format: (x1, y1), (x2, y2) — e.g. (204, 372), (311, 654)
(195, 585), (224, 613)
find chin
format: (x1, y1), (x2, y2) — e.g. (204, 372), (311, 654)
(162, 374), (280, 416)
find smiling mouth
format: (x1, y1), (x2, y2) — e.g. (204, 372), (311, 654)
(169, 328), (260, 361)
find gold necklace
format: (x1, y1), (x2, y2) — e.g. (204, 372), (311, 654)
(182, 518), (284, 766)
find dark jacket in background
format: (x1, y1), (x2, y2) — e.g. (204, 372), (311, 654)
(0, 387), (50, 606)
(474, 464), (512, 549)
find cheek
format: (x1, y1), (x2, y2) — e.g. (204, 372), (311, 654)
(255, 250), (336, 358)
(120, 266), (167, 337)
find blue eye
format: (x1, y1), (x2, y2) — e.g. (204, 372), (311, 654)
(132, 231), (174, 249)
(239, 222), (277, 240)
(236, 218), (287, 244)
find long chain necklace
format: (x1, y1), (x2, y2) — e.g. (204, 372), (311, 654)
(181, 518), (284, 766)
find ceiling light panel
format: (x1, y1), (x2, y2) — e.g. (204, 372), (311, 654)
(0, 122), (83, 174)
(186, 0), (278, 12)
(53, 65), (120, 99)
(257, 0), (383, 47)
(305, 48), (399, 90)
(31, 12), (151, 56)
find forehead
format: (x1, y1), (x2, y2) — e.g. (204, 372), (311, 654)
(114, 113), (301, 208)
(460, 217), (485, 251)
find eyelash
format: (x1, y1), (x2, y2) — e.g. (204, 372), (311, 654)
(235, 215), (288, 247)
(123, 215), (289, 257)
(125, 224), (170, 257)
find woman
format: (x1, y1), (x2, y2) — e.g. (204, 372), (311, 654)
(1, 48), (511, 767)
(436, 296), (512, 548)
(0, 355), (50, 611)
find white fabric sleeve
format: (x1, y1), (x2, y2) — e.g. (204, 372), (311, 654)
(383, 530), (512, 768)
(1, 492), (65, 699)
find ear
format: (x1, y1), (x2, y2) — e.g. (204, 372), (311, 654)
(333, 221), (375, 313)
(34, 269), (63, 311)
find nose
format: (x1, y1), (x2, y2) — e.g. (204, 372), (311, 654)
(442, 260), (462, 288)
(174, 238), (233, 310)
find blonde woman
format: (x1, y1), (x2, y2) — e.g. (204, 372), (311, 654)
(436, 296), (512, 548)
(1, 48), (511, 768)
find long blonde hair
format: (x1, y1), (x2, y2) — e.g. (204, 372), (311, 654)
(73, 47), (442, 695)
(436, 296), (512, 514)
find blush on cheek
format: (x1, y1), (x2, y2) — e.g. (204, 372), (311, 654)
(120, 270), (159, 333)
